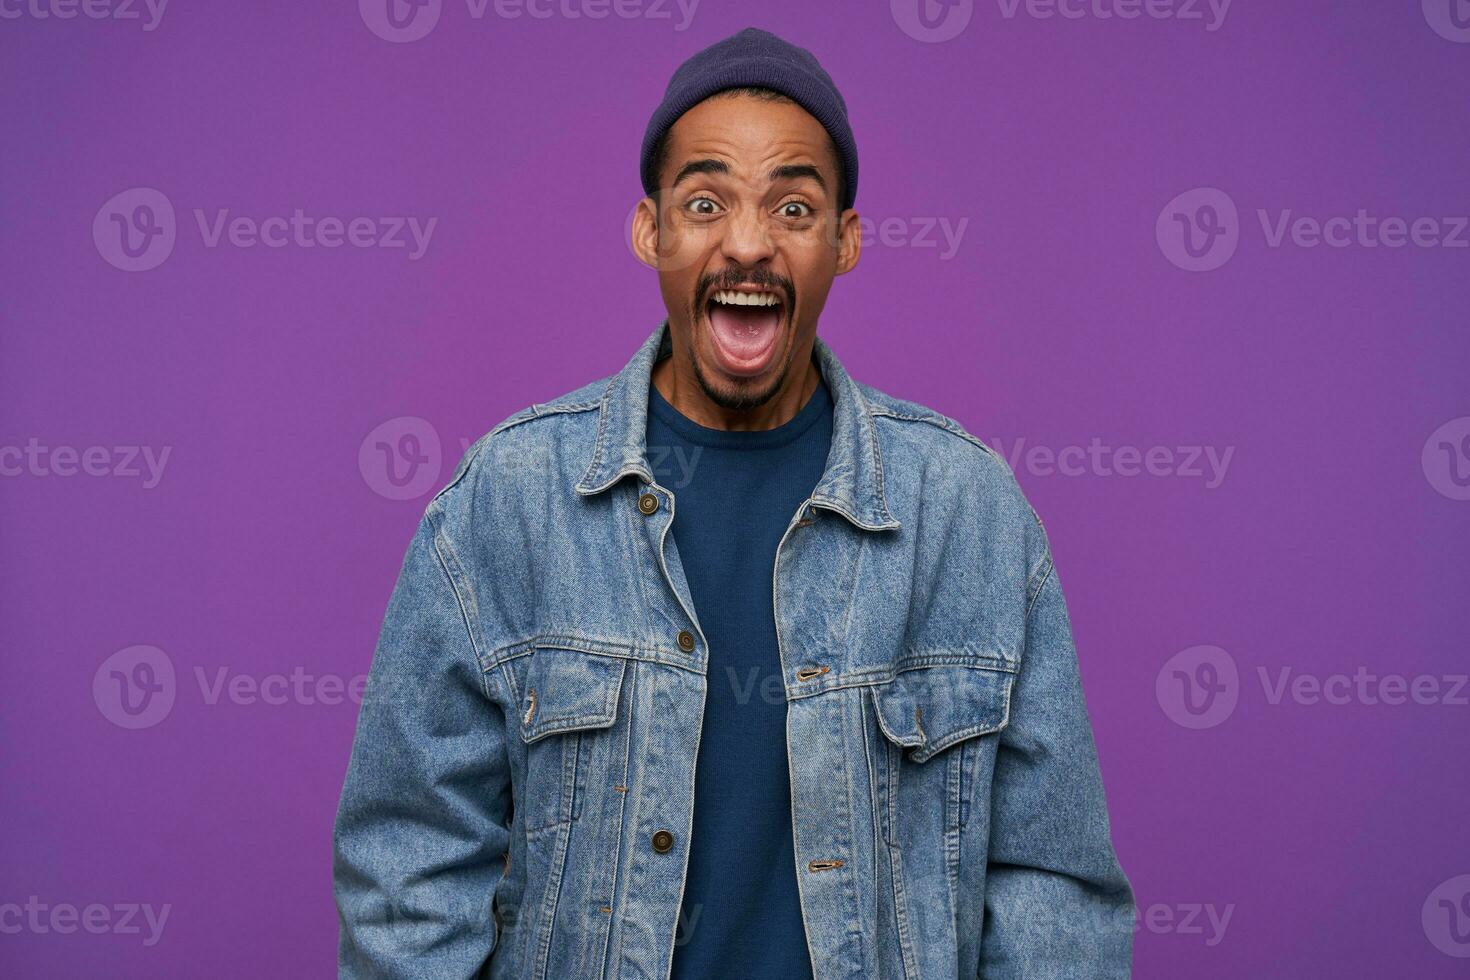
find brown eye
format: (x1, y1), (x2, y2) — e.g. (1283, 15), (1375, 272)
(685, 197), (721, 216)
(779, 201), (813, 219)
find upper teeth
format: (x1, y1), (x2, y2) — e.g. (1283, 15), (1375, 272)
(713, 290), (780, 307)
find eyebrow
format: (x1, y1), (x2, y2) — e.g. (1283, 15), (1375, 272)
(671, 158), (729, 188)
(670, 159), (828, 195)
(768, 163), (827, 193)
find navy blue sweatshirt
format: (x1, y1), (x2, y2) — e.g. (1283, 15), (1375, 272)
(646, 368), (833, 980)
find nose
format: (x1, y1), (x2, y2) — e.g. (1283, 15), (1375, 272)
(718, 203), (776, 268)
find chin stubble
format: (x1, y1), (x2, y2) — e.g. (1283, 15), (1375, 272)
(687, 315), (792, 413)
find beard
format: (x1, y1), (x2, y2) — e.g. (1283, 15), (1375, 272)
(683, 265), (798, 410)
(685, 330), (795, 412)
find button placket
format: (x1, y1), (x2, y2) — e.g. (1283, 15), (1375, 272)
(636, 481), (707, 659)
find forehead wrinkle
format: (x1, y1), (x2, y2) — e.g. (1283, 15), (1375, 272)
(665, 94), (838, 195)
(677, 137), (830, 192)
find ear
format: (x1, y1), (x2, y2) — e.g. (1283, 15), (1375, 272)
(834, 207), (862, 276)
(631, 196), (661, 270)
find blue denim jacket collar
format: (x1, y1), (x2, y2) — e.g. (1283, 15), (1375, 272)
(574, 320), (901, 532)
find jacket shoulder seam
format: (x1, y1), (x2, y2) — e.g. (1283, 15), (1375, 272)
(867, 401), (1055, 613)
(868, 405), (999, 459)
(422, 502), (489, 671)
(494, 397), (602, 436)
(430, 397), (602, 505)
(1025, 550), (1056, 620)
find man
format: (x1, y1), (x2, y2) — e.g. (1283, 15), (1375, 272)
(334, 27), (1135, 980)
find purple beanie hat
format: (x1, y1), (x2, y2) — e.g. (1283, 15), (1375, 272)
(639, 27), (858, 212)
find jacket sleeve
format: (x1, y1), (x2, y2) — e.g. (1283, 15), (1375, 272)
(333, 503), (512, 979)
(979, 552), (1136, 979)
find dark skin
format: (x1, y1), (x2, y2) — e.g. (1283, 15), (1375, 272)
(631, 92), (862, 431)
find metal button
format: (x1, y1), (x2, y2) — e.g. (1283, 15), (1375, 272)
(676, 630), (696, 653)
(651, 829), (675, 853)
(638, 492), (660, 516)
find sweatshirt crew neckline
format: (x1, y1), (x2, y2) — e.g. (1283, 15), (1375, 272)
(647, 370), (832, 452)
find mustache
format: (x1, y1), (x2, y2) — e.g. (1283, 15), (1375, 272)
(695, 269), (795, 310)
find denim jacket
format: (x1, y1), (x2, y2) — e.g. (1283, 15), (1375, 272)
(334, 321), (1136, 979)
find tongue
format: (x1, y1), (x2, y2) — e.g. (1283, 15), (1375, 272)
(707, 303), (781, 376)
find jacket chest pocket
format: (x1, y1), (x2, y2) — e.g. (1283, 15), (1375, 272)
(513, 646), (628, 836)
(869, 663), (1015, 847)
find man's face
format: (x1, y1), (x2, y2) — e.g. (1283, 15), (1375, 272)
(633, 92), (860, 411)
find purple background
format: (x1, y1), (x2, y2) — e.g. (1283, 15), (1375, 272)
(3, 1), (1468, 976)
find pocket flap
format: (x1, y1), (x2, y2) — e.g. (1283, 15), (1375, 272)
(873, 664), (1014, 763)
(518, 647), (627, 743)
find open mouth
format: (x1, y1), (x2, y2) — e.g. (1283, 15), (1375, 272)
(702, 287), (787, 378)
